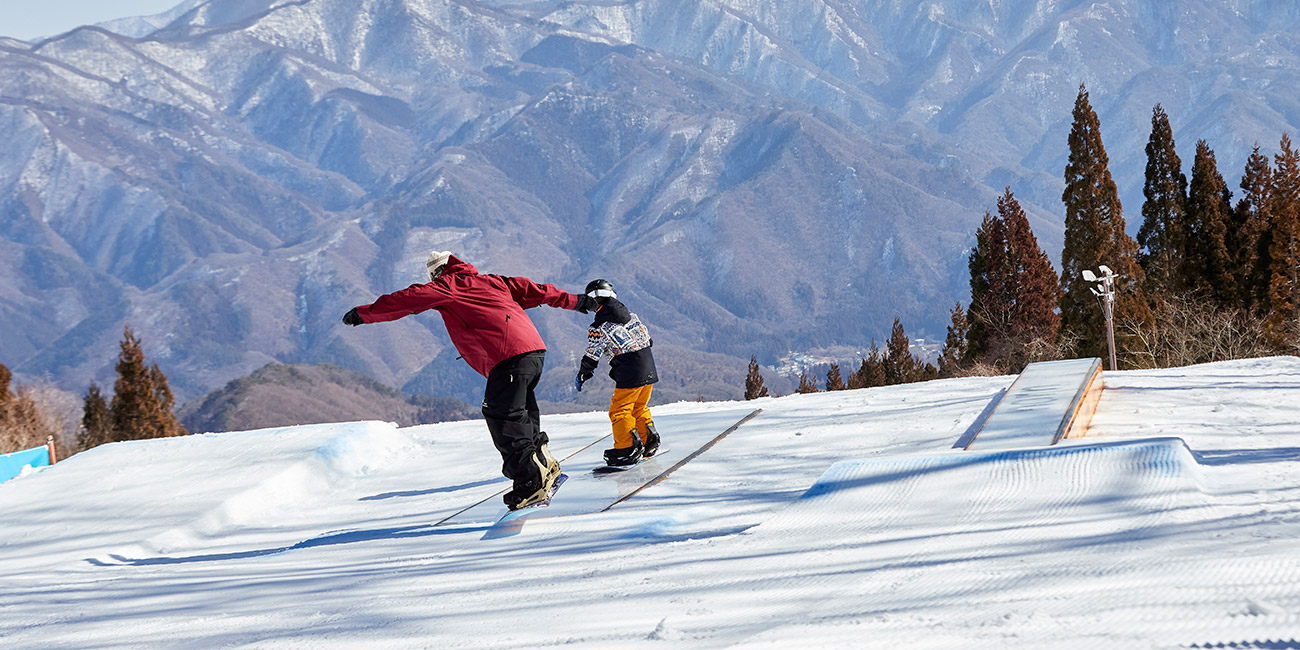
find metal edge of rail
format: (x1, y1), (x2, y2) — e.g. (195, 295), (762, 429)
(600, 408), (764, 513)
(432, 431), (613, 527)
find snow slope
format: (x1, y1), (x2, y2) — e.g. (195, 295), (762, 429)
(2, 358), (1299, 648)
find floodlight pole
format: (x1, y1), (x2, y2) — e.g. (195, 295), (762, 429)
(1082, 266), (1118, 371)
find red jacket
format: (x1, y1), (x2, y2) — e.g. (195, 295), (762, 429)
(354, 256), (579, 377)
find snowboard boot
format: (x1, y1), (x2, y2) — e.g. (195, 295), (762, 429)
(639, 423), (660, 460)
(603, 433), (644, 467)
(641, 422), (661, 458)
(503, 445), (562, 510)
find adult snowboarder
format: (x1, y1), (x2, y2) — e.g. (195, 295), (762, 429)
(573, 279), (661, 467)
(342, 251), (597, 509)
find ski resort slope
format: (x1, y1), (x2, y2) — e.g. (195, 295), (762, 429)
(2, 358), (1299, 649)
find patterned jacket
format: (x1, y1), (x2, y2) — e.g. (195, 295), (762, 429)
(580, 298), (658, 389)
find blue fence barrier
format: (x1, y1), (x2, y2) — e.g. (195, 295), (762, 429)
(0, 444), (51, 484)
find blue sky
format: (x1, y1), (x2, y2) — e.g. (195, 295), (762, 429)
(0, 0), (182, 41)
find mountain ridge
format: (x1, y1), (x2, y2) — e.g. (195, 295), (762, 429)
(3, 0), (1299, 406)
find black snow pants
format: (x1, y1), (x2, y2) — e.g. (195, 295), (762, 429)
(482, 350), (548, 481)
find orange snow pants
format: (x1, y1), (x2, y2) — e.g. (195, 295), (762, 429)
(609, 385), (654, 449)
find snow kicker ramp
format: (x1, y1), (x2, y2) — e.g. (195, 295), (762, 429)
(964, 357), (1103, 450)
(703, 438), (1300, 649)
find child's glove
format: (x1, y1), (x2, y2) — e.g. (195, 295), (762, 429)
(574, 370), (593, 392)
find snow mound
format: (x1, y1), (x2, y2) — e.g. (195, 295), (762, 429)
(778, 437), (1208, 542)
(98, 422), (418, 561)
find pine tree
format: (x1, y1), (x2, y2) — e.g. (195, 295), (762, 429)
(848, 342), (888, 389)
(744, 356), (770, 400)
(846, 360), (865, 390)
(1267, 133), (1300, 344)
(1184, 140), (1236, 306)
(966, 188), (1060, 370)
(110, 327), (188, 441)
(1235, 144), (1274, 312)
(884, 317), (917, 385)
(78, 383), (112, 451)
(939, 302), (969, 378)
(111, 327), (152, 441)
(825, 364), (845, 391)
(1137, 103), (1188, 298)
(149, 363), (186, 439)
(1060, 84), (1149, 362)
(796, 371), (819, 394)
(966, 210), (1007, 362)
(862, 343), (887, 388)
(1001, 188), (1062, 349)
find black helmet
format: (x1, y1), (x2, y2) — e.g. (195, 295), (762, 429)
(584, 278), (616, 304)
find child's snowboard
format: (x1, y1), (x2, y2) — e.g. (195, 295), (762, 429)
(592, 449), (668, 474)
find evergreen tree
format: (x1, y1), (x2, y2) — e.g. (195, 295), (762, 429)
(966, 210), (1007, 362)
(884, 317), (917, 385)
(1234, 144), (1274, 312)
(1137, 103), (1188, 298)
(1060, 84), (1149, 362)
(110, 327), (188, 441)
(846, 361), (866, 390)
(150, 363), (186, 439)
(78, 383), (112, 451)
(1184, 140), (1236, 306)
(1001, 188), (1061, 349)
(849, 342), (887, 389)
(1267, 133), (1300, 344)
(111, 327), (152, 441)
(939, 302), (969, 378)
(966, 188), (1060, 370)
(796, 371), (819, 394)
(744, 356), (770, 400)
(863, 343), (887, 388)
(825, 363), (845, 391)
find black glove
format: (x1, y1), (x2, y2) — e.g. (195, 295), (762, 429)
(575, 294), (598, 314)
(574, 370), (593, 392)
(342, 308), (362, 326)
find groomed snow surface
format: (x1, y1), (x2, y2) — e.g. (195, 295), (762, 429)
(3, 358), (1299, 649)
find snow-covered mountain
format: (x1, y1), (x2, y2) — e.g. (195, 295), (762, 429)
(2, 358), (1298, 647)
(3, 0), (1299, 406)
(93, 0), (209, 38)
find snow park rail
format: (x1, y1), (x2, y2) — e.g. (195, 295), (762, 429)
(429, 428), (614, 527)
(963, 358), (1104, 451)
(600, 407), (762, 512)
(436, 407), (764, 538)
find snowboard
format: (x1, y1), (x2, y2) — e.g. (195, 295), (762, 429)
(592, 448), (668, 474)
(483, 473), (569, 540)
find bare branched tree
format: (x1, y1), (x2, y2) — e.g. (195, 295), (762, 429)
(1121, 293), (1278, 369)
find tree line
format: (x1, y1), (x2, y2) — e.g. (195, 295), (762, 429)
(0, 327), (186, 457)
(747, 83), (1298, 398)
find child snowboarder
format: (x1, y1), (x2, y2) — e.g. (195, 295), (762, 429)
(573, 279), (661, 467)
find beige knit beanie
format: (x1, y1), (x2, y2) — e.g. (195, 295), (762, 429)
(426, 250), (452, 281)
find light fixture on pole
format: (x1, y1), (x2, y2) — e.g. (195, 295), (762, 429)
(1081, 265), (1118, 371)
